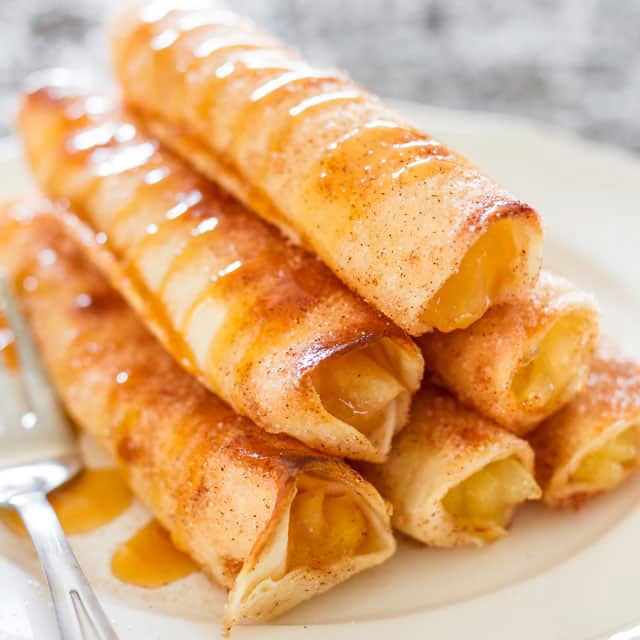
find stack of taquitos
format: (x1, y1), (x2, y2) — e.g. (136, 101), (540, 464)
(109, 0), (638, 521)
(108, 0), (640, 523)
(362, 272), (640, 544)
(6, 1), (640, 630)
(105, 0), (552, 549)
(17, 74), (547, 550)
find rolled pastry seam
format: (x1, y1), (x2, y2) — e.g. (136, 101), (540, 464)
(18, 78), (424, 462)
(528, 340), (640, 508)
(419, 272), (599, 435)
(0, 200), (396, 627)
(111, 0), (543, 335)
(360, 385), (541, 547)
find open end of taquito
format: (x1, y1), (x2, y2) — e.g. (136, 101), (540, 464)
(421, 217), (541, 333)
(567, 422), (640, 498)
(420, 271), (599, 434)
(226, 464), (395, 626)
(529, 341), (640, 508)
(440, 456), (540, 543)
(360, 385), (541, 547)
(509, 309), (596, 419)
(310, 337), (418, 457)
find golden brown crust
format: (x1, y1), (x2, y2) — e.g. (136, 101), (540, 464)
(419, 272), (600, 434)
(18, 80), (423, 461)
(0, 199), (394, 624)
(528, 340), (640, 508)
(360, 384), (538, 547)
(110, 0), (543, 335)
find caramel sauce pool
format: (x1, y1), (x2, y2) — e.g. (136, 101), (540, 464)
(1, 468), (132, 535)
(1, 468), (198, 588)
(111, 519), (198, 588)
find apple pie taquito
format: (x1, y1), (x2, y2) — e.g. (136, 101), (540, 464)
(529, 340), (640, 508)
(18, 77), (424, 462)
(419, 272), (599, 435)
(360, 385), (541, 547)
(110, 0), (543, 336)
(0, 199), (396, 626)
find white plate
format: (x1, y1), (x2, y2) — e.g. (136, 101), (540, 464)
(1, 101), (640, 640)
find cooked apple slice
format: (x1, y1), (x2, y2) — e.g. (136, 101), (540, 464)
(529, 340), (640, 508)
(420, 271), (599, 435)
(361, 384), (541, 547)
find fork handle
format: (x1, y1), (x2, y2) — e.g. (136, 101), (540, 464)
(9, 491), (119, 640)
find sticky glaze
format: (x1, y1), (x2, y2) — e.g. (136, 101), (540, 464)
(21, 88), (393, 374)
(123, 6), (457, 201)
(308, 122), (455, 220)
(19, 81), (422, 460)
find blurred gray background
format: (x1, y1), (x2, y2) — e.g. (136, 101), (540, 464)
(0, 0), (638, 152)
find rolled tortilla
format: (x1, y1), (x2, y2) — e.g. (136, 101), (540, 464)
(360, 385), (541, 547)
(528, 340), (640, 508)
(0, 199), (396, 627)
(419, 272), (599, 435)
(18, 77), (423, 462)
(110, 0), (543, 336)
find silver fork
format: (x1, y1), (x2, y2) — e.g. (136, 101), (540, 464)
(0, 275), (118, 640)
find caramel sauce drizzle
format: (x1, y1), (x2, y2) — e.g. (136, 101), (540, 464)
(312, 121), (455, 203)
(111, 519), (198, 588)
(138, 12), (346, 172)
(156, 120), (294, 238)
(35, 90), (338, 391)
(269, 89), (365, 154)
(163, 40), (278, 128)
(177, 255), (243, 335)
(154, 212), (222, 303)
(228, 69), (340, 156)
(37, 103), (202, 374)
(1, 468), (132, 536)
(134, 6), (459, 232)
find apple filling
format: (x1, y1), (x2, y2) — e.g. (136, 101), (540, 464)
(422, 218), (532, 333)
(287, 475), (373, 570)
(571, 425), (640, 492)
(442, 457), (540, 541)
(223, 469), (394, 623)
(311, 339), (413, 453)
(511, 312), (590, 415)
